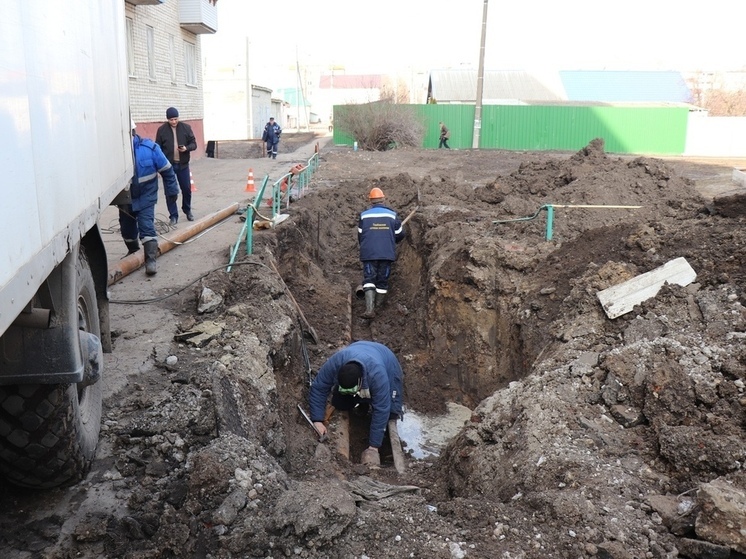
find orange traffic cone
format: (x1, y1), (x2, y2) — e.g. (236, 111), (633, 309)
(245, 168), (255, 192)
(190, 171), (197, 192)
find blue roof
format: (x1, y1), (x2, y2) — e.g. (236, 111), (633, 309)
(559, 71), (693, 103)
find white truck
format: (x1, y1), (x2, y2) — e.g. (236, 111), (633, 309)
(0, 1), (132, 487)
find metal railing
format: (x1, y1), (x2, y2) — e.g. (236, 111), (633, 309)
(227, 148), (320, 269)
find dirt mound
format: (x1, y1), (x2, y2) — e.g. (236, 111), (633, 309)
(4, 140), (746, 558)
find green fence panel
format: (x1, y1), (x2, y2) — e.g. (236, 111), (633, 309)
(331, 103), (688, 155)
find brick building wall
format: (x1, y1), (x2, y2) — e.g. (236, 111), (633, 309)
(126, 2), (204, 159)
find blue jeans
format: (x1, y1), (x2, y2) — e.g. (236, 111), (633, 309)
(166, 163), (192, 219)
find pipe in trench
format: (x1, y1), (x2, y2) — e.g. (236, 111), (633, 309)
(107, 202), (240, 286)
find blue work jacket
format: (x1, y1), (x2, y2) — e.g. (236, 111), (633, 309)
(309, 341), (404, 448)
(357, 204), (405, 261)
(131, 135), (179, 212)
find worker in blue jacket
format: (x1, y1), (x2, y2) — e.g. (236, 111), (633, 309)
(119, 119), (179, 275)
(262, 116), (282, 159)
(358, 187), (405, 318)
(309, 341), (404, 467)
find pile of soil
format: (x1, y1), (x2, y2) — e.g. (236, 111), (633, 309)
(2, 139), (745, 558)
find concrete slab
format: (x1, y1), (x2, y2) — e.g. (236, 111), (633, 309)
(597, 257), (697, 319)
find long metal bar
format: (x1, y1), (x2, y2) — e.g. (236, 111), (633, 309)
(298, 404), (326, 442)
(493, 203), (643, 241)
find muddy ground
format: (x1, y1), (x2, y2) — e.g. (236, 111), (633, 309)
(1, 135), (746, 558)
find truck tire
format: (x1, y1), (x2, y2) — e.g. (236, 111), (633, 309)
(0, 248), (102, 488)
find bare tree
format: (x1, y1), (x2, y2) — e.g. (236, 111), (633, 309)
(687, 72), (746, 116)
(335, 101), (425, 151)
(380, 77), (411, 104)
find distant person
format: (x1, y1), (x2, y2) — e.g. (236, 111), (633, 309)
(308, 341), (404, 467)
(439, 122), (451, 149)
(328, 116), (334, 132)
(155, 107), (197, 225)
(262, 117), (282, 159)
(358, 187), (405, 318)
(120, 119), (179, 276)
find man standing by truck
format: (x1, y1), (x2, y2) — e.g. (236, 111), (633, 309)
(156, 107), (197, 225)
(119, 120), (179, 276)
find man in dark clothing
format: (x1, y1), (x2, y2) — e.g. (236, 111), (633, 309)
(358, 187), (405, 318)
(262, 117), (282, 159)
(155, 107), (197, 225)
(120, 119), (179, 276)
(308, 341), (404, 467)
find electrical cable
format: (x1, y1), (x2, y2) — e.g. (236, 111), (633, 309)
(109, 260), (270, 305)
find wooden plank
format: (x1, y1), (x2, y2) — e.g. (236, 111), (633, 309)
(334, 411), (350, 460)
(387, 419), (406, 474)
(597, 257), (697, 319)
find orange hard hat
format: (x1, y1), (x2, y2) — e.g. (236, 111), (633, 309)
(369, 187), (385, 200)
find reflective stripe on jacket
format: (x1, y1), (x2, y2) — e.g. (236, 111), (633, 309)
(357, 204), (404, 261)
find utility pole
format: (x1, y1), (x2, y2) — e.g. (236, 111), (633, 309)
(246, 37), (253, 139)
(472, 0), (488, 149)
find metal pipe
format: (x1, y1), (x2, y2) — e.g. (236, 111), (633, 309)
(545, 204), (554, 241)
(108, 202), (240, 285)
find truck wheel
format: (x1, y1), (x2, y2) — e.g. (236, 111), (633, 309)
(0, 248), (102, 488)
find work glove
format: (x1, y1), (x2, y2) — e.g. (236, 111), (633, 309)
(361, 447), (380, 468)
(167, 195), (178, 205)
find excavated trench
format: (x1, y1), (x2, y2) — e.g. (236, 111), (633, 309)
(267, 172), (546, 470)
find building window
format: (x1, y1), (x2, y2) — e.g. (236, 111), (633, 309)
(126, 17), (135, 77)
(146, 26), (156, 80)
(184, 41), (196, 86)
(168, 34), (176, 84)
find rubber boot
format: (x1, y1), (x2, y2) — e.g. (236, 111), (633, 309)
(143, 240), (158, 276)
(361, 290), (376, 319)
(124, 239), (140, 256)
(375, 292), (386, 309)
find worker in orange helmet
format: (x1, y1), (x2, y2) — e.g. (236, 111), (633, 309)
(357, 187), (405, 318)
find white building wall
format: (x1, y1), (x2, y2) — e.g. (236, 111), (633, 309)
(685, 114), (746, 157)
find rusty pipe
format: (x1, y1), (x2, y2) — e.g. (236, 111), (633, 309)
(108, 202), (240, 286)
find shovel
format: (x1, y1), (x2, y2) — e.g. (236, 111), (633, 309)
(401, 207), (418, 226)
(401, 184), (420, 226)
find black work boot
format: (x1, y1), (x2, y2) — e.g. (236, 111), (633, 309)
(375, 292), (386, 309)
(124, 239), (140, 256)
(361, 290), (376, 319)
(143, 240), (158, 276)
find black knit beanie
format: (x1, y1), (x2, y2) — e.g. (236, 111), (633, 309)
(338, 362), (362, 389)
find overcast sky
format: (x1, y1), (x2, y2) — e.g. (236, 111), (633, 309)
(202, 0), (746, 88)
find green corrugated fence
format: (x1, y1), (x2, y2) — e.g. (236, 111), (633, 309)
(332, 104), (689, 155)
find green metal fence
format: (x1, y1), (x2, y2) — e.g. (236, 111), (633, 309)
(227, 150), (321, 269)
(332, 103), (689, 155)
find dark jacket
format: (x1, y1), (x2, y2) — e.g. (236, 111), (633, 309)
(131, 135), (179, 212)
(357, 204), (405, 261)
(262, 121), (282, 144)
(309, 341), (404, 448)
(155, 121), (197, 166)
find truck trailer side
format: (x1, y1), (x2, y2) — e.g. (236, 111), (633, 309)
(0, 1), (132, 487)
